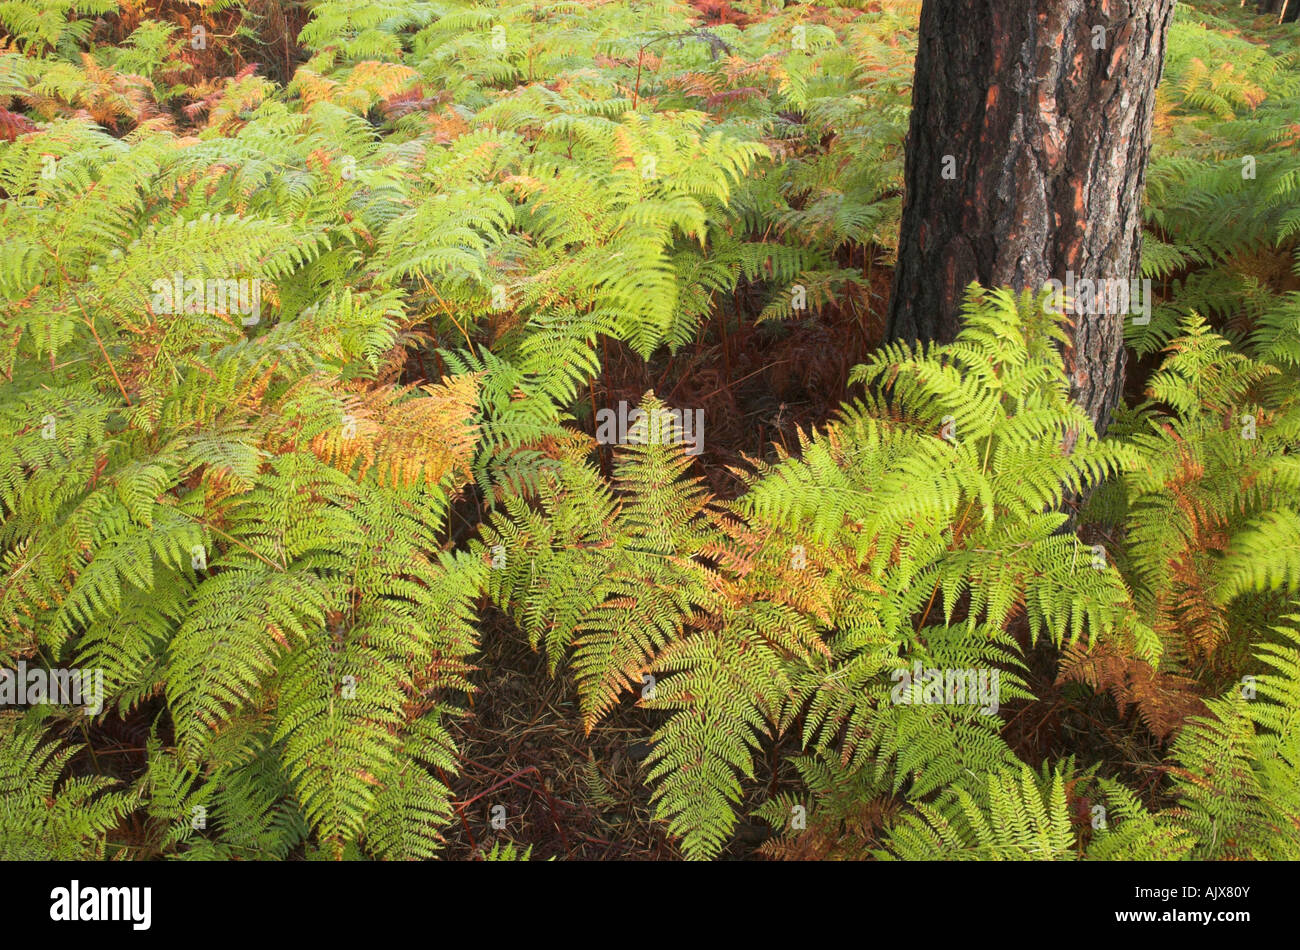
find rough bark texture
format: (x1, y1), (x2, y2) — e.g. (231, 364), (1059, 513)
(887, 0), (1177, 434)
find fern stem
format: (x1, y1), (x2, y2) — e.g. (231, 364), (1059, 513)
(420, 274), (476, 355)
(173, 509), (287, 572)
(62, 280), (133, 407)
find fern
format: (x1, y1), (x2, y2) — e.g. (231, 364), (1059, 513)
(1164, 620), (1300, 859)
(0, 710), (133, 860)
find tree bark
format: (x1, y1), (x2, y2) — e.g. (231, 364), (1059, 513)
(886, 0), (1177, 434)
(1255, 1), (1299, 24)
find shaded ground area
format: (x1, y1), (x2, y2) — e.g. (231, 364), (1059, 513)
(436, 249), (894, 858)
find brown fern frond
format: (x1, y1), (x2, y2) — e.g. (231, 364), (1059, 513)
(1059, 641), (1206, 742)
(311, 374), (480, 488)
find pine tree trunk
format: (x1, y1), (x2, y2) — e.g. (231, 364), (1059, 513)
(886, 0), (1177, 434)
(1256, 1), (1300, 24)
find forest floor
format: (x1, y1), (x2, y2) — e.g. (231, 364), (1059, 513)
(15, 0), (1295, 861)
